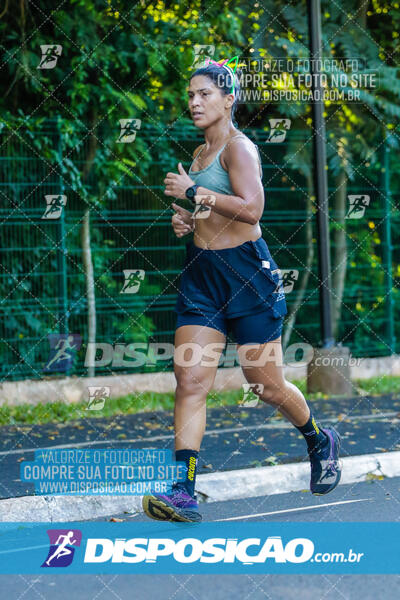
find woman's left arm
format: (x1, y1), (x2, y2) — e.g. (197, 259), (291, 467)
(163, 142), (264, 225)
(196, 141), (264, 225)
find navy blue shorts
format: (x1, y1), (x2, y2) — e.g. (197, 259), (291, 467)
(174, 237), (288, 345)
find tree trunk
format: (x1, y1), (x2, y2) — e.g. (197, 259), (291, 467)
(331, 170), (348, 339)
(81, 111), (98, 378)
(282, 173), (315, 350)
(81, 209), (96, 377)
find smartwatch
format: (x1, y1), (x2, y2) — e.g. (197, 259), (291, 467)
(185, 184), (200, 205)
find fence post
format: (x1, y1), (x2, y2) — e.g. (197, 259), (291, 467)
(56, 116), (69, 336)
(307, 0), (335, 349)
(381, 132), (395, 354)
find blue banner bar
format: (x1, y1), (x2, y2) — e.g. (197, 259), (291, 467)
(0, 522), (398, 574)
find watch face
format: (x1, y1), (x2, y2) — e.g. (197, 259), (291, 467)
(187, 187), (194, 198)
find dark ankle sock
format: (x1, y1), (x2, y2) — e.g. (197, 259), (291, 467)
(175, 449), (198, 497)
(295, 412), (329, 455)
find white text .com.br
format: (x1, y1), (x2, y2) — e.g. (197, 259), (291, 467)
(83, 537), (364, 564)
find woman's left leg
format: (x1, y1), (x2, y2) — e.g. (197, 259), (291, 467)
(236, 333), (342, 495)
(237, 335), (310, 425)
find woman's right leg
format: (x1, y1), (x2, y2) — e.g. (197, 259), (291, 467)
(174, 323), (227, 451)
(142, 322), (226, 522)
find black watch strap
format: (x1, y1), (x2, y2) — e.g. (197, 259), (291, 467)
(185, 184), (199, 203)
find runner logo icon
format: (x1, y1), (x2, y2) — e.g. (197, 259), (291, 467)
(41, 529), (82, 568)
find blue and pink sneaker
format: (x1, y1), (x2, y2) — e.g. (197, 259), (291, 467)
(309, 427), (342, 495)
(142, 482), (202, 522)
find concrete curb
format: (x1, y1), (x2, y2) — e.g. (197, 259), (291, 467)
(0, 494), (143, 522)
(195, 451), (399, 502)
(0, 451), (398, 522)
(2, 354), (400, 405)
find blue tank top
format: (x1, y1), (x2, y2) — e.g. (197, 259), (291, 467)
(188, 134), (263, 195)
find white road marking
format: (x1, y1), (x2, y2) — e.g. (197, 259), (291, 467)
(0, 544), (49, 555)
(215, 498), (372, 521)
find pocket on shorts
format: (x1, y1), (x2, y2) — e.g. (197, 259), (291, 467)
(265, 267), (288, 319)
(250, 240), (288, 319)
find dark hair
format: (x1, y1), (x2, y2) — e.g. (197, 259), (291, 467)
(190, 62), (241, 126)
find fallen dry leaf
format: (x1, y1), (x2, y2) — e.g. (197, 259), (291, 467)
(366, 472), (385, 481)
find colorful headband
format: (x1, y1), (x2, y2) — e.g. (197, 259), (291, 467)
(204, 55), (239, 95)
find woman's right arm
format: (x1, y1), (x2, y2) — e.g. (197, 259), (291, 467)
(171, 202), (194, 237)
(170, 145), (203, 237)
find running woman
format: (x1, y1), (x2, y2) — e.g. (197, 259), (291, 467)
(142, 58), (342, 523)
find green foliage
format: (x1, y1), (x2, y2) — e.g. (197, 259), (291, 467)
(1, 375), (400, 425)
(0, 0), (399, 379)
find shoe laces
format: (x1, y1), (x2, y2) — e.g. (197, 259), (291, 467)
(171, 481), (197, 502)
(171, 481), (189, 496)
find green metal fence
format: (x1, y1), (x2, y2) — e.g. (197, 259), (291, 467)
(0, 119), (398, 382)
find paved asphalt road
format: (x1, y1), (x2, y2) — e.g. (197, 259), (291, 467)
(1, 393), (399, 598)
(0, 572), (398, 600)
(101, 469), (400, 523)
(0, 477), (399, 599)
(1, 393), (400, 499)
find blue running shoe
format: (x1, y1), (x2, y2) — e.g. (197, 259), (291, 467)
(142, 482), (202, 522)
(309, 427), (342, 495)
